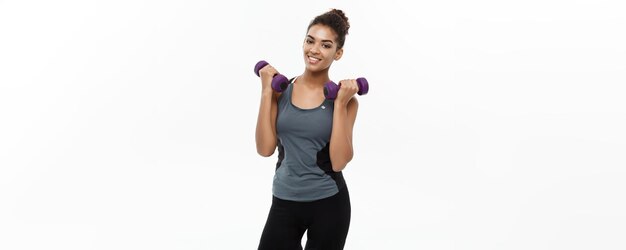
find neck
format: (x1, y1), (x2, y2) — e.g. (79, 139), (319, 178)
(299, 68), (330, 87)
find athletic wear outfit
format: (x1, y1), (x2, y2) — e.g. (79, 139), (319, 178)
(258, 77), (351, 250)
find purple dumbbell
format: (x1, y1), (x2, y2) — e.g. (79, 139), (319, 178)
(324, 77), (369, 100)
(254, 60), (290, 92)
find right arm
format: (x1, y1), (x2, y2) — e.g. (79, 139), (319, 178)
(255, 65), (280, 157)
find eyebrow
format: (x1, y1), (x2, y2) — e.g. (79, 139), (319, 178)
(307, 35), (334, 43)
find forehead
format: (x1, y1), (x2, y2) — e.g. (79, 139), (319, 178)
(306, 24), (337, 41)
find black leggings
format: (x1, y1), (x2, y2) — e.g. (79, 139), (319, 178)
(258, 187), (351, 250)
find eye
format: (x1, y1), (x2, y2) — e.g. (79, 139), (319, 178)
(322, 43), (332, 49)
(305, 39), (313, 44)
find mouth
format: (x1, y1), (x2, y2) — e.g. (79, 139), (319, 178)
(307, 55), (321, 64)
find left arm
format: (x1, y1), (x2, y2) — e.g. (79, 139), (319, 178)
(329, 80), (360, 172)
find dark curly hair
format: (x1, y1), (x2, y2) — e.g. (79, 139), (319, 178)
(307, 9), (350, 49)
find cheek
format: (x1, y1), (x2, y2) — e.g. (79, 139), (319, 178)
(325, 50), (337, 60)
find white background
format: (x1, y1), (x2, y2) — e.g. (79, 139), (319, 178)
(1, 0), (625, 249)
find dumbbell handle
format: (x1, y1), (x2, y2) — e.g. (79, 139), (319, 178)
(254, 60), (290, 92)
(324, 78), (369, 100)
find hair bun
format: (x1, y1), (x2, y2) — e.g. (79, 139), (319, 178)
(330, 9), (350, 34)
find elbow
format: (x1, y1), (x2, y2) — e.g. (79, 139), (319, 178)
(256, 145), (275, 157)
(256, 139), (276, 157)
(257, 149), (274, 157)
(332, 164), (346, 172)
(331, 155), (352, 172)
(258, 152), (273, 157)
(329, 144), (354, 172)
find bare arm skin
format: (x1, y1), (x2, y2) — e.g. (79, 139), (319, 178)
(329, 79), (360, 171)
(255, 65), (281, 157)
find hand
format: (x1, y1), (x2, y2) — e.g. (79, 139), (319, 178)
(335, 79), (359, 105)
(258, 64), (279, 91)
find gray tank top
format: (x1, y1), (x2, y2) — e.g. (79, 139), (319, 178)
(273, 77), (347, 201)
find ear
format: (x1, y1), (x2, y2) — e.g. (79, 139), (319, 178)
(334, 48), (344, 61)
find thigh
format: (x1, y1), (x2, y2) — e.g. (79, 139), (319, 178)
(258, 197), (307, 250)
(304, 188), (351, 250)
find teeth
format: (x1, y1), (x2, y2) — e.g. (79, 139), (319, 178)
(308, 56), (320, 61)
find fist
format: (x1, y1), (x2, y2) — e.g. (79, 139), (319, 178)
(258, 64), (278, 82)
(336, 79), (359, 104)
(258, 64), (280, 91)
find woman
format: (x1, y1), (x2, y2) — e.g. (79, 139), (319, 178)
(255, 9), (359, 250)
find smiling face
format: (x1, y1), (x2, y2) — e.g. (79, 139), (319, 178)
(303, 24), (344, 73)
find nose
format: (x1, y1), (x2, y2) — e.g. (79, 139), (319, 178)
(309, 43), (321, 55)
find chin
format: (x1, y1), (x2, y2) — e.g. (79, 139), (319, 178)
(306, 66), (325, 74)
(304, 62), (329, 73)
(303, 63), (316, 71)
(304, 63), (317, 71)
